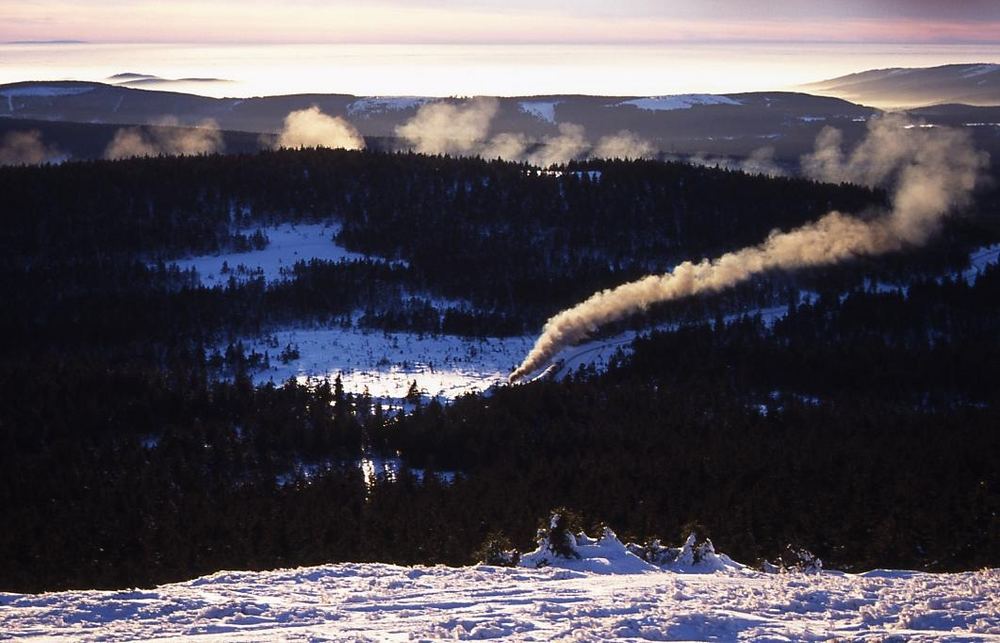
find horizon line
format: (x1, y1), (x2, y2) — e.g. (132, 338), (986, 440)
(5, 38), (1000, 47)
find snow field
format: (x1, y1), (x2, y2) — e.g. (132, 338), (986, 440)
(3, 558), (997, 641)
(170, 222), (368, 286)
(964, 243), (1000, 283)
(346, 96), (432, 116)
(246, 327), (536, 400)
(187, 224), (999, 400)
(617, 94), (742, 111)
(520, 101), (561, 124)
(0, 85), (95, 98)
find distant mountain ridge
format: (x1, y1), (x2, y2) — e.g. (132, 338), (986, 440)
(0, 79), (870, 136)
(4, 65), (1000, 164)
(804, 63), (1000, 108)
(0, 80), (875, 161)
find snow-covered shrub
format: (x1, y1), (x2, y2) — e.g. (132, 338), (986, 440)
(476, 532), (520, 567)
(761, 546), (824, 574)
(784, 546), (823, 574)
(521, 509), (583, 568)
(521, 522), (658, 573)
(669, 532), (742, 572)
(626, 538), (680, 566)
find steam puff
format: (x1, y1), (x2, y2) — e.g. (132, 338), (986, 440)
(509, 115), (987, 382)
(482, 132), (529, 160)
(275, 107), (365, 150)
(397, 98), (654, 164)
(593, 130), (655, 160)
(396, 98), (498, 155)
(0, 130), (64, 166)
(528, 123), (588, 167)
(105, 117), (224, 159)
(684, 147), (785, 178)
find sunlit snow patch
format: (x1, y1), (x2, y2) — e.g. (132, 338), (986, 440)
(347, 96), (432, 116)
(963, 243), (1000, 283)
(617, 94), (742, 111)
(519, 100), (561, 124)
(0, 85), (96, 98)
(170, 222), (369, 285)
(6, 540), (996, 640)
(245, 327), (536, 400)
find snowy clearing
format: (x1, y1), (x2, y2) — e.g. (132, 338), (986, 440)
(617, 94), (742, 111)
(519, 101), (561, 124)
(3, 557), (996, 641)
(229, 244), (997, 397)
(964, 243), (1000, 283)
(961, 64), (1000, 78)
(346, 96), (431, 116)
(170, 223), (369, 286)
(0, 85), (95, 98)
(244, 327), (535, 400)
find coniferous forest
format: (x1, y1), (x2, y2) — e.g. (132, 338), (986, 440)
(1, 149), (998, 592)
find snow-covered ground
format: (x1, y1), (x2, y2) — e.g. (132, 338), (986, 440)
(246, 327), (535, 400)
(346, 96), (431, 116)
(617, 94), (742, 111)
(170, 223), (369, 286)
(4, 554), (997, 641)
(213, 237), (998, 398)
(0, 84), (95, 97)
(964, 243), (1000, 283)
(520, 101), (561, 124)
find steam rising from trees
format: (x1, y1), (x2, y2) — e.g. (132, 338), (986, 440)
(0, 130), (65, 166)
(394, 98), (655, 164)
(395, 98), (499, 155)
(105, 117), (224, 159)
(275, 106), (365, 150)
(509, 115), (987, 382)
(593, 130), (656, 161)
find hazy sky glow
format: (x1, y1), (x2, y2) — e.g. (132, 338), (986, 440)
(4, 0), (1000, 45)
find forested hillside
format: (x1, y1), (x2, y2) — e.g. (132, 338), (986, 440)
(1, 149), (997, 592)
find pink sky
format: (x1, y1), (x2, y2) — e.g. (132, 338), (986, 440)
(3, 1), (1000, 44)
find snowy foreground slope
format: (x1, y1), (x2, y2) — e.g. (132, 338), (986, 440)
(4, 552), (998, 641)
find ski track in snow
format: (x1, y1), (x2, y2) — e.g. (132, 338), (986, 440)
(2, 563), (998, 641)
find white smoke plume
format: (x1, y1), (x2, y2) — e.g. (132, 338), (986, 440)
(481, 131), (529, 160)
(396, 97), (499, 155)
(105, 117), (224, 159)
(274, 106), (365, 150)
(528, 123), (589, 167)
(683, 147), (785, 177)
(396, 98), (654, 164)
(739, 147), (785, 177)
(509, 115), (987, 382)
(0, 130), (65, 166)
(592, 130), (656, 160)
